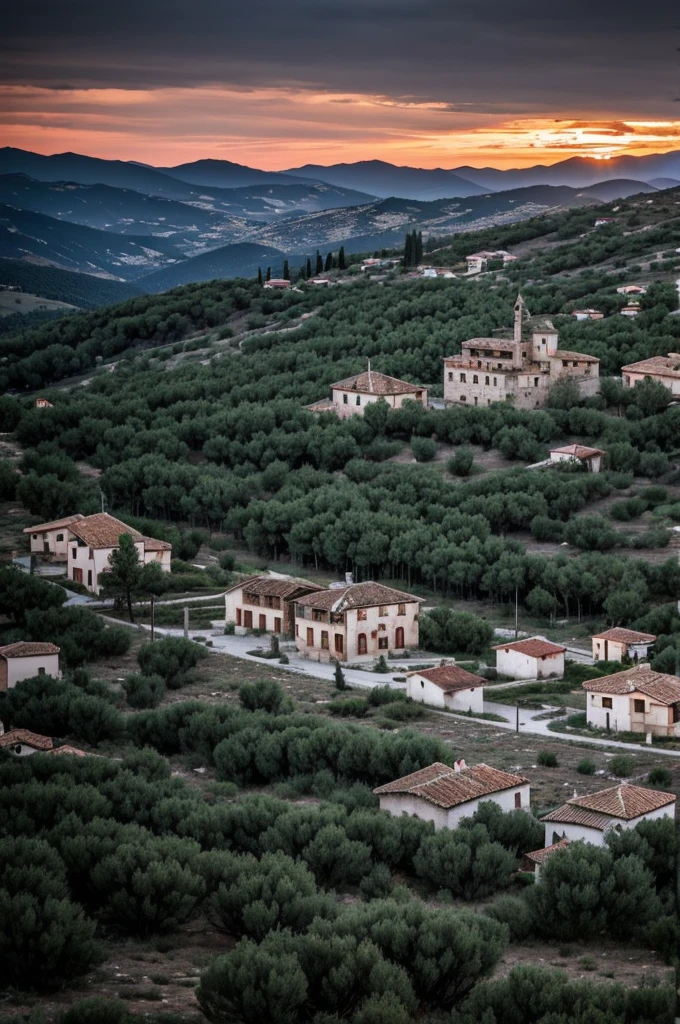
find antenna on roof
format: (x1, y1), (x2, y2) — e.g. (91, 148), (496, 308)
(367, 358), (373, 391)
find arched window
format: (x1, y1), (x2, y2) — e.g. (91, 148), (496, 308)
(395, 626), (405, 649)
(357, 633), (367, 655)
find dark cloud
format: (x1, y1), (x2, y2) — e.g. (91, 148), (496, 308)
(2, 0), (678, 113)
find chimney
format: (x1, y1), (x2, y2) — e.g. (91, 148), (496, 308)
(454, 759), (467, 772)
(345, 572), (353, 585)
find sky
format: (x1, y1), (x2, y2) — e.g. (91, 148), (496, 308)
(2, 0), (680, 169)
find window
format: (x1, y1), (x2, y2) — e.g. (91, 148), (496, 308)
(395, 626), (405, 649)
(357, 634), (367, 655)
(259, 614), (266, 630)
(378, 637), (389, 650)
(274, 617), (281, 633)
(321, 630), (329, 650)
(448, 372), (453, 381)
(473, 375), (478, 384)
(602, 697), (613, 709)
(397, 603), (406, 615)
(533, 377), (539, 387)
(460, 395), (467, 402)
(56, 533), (63, 542)
(460, 372), (466, 383)
(73, 568), (83, 584)
(244, 610), (253, 628)
(72, 547), (77, 560)
(573, 361), (578, 368)
(306, 627), (314, 647)
(357, 608), (367, 621)
(236, 608), (242, 626)
(474, 396), (478, 406)
(32, 534), (38, 541)
(493, 377), (497, 386)
(38, 667), (45, 675)
(334, 634), (344, 654)
(633, 699), (645, 714)
(562, 360), (569, 367)
(485, 376), (489, 385)
(355, 395), (361, 406)
(514, 792), (521, 809)
(378, 606), (388, 616)
(87, 570), (92, 588)
(343, 394), (348, 404)
(89, 547), (93, 559)
(624, 375), (631, 387)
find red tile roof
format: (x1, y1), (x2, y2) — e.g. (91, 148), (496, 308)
(69, 514), (169, 553)
(542, 783), (675, 829)
(553, 350), (600, 363)
(493, 638), (566, 658)
(227, 575), (325, 599)
(141, 536), (172, 552)
(46, 745), (89, 757)
(592, 628), (656, 644)
(550, 444), (605, 459)
(0, 642), (60, 658)
(622, 356), (680, 380)
(373, 762), (529, 809)
(582, 665), (680, 705)
(524, 838), (570, 865)
(23, 514), (85, 535)
(296, 581), (421, 612)
(0, 729), (53, 751)
(408, 665), (485, 692)
(330, 371), (424, 396)
(541, 804), (613, 830)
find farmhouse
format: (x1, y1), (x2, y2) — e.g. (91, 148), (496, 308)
(620, 303), (641, 318)
(0, 729), (54, 756)
(493, 637), (566, 680)
(66, 513), (171, 595)
(542, 783), (675, 847)
(374, 761), (530, 831)
(225, 575), (325, 636)
(24, 514), (85, 559)
(294, 581), (421, 663)
(305, 365), (428, 419)
(571, 309), (604, 321)
(465, 250), (516, 274)
(263, 279), (291, 289)
(0, 642), (60, 691)
(549, 444), (605, 473)
(443, 295), (599, 411)
(591, 627), (656, 664)
(616, 285), (647, 295)
(583, 664), (680, 737)
(621, 354), (680, 397)
(406, 664), (484, 713)
(34, 397), (54, 409)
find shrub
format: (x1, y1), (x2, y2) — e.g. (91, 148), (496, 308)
(218, 552), (235, 571)
(648, 767), (673, 788)
(377, 700), (424, 721)
(484, 894), (535, 942)
(537, 751), (558, 768)
(137, 637), (208, 690)
(609, 755), (635, 778)
(57, 999), (133, 1024)
(411, 437), (437, 462)
(460, 802), (543, 857)
(448, 448), (474, 476)
(374, 655), (390, 673)
(238, 680), (289, 714)
(328, 697), (369, 718)
(577, 758), (596, 775)
(122, 673), (166, 709)
(414, 825), (516, 900)
(366, 686), (409, 706)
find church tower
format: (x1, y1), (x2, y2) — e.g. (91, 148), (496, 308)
(512, 293), (526, 368)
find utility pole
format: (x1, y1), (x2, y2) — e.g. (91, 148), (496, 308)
(516, 703), (519, 733)
(183, 605), (189, 639)
(150, 595), (155, 643)
(514, 585), (519, 639)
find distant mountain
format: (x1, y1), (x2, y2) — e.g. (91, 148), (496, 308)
(576, 179), (657, 202)
(0, 258), (141, 307)
(246, 184), (603, 254)
(284, 160), (486, 200)
(454, 151), (680, 191)
(216, 181), (377, 219)
(138, 242), (287, 292)
(0, 204), (183, 280)
(159, 158), (304, 189)
(648, 177), (680, 190)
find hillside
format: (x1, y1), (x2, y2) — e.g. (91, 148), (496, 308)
(285, 159), (487, 200)
(158, 157), (310, 188)
(0, 259), (141, 307)
(140, 241), (288, 291)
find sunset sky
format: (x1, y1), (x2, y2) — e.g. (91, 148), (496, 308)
(2, 0), (679, 170)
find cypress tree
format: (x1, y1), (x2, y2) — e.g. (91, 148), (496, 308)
(416, 231), (423, 265)
(324, 252), (333, 272)
(338, 246), (346, 271)
(266, 266), (272, 282)
(257, 267), (263, 286)
(306, 257), (312, 279)
(282, 260), (290, 281)
(315, 250), (323, 275)
(403, 232), (413, 267)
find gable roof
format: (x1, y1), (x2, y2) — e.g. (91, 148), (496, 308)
(407, 664), (485, 692)
(0, 642), (60, 658)
(493, 637), (566, 658)
(541, 804), (614, 830)
(523, 838), (570, 865)
(23, 514), (85, 535)
(552, 350), (600, 363)
(226, 575), (325, 600)
(0, 729), (53, 751)
(373, 762), (529, 809)
(550, 444), (605, 459)
(592, 627), (656, 644)
(69, 513), (142, 548)
(140, 536), (172, 552)
(543, 783), (675, 829)
(621, 355), (680, 380)
(582, 665), (680, 705)
(296, 581), (422, 612)
(330, 370), (424, 396)
(46, 744), (89, 757)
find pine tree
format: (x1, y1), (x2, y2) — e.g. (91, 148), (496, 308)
(403, 232), (413, 267)
(266, 266), (272, 282)
(99, 533), (141, 623)
(324, 252), (333, 272)
(315, 250), (323, 275)
(282, 260), (290, 281)
(257, 267), (263, 286)
(338, 246), (346, 271)
(306, 257), (312, 279)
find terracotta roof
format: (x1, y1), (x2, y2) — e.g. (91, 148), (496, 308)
(553, 350), (600, 363)
(141, 536), (172, 552)
(407, 665), (485, 692)
(541, 803), (614, 830)
(304, 398), (336, 413)
(493, 637), (566, 658)
(524, 838), (570, 865)
(69, 513), (141, 548)
(296, 581), (422, 612)
(592, 628), (656, 644)
(460, 338), (518, 351)
(569, 783), (675, 819)
(582, 665), (680, 704)
(0, 642), (60, 658)
(46, 744), (89, 757)
(0, 729), (53, 751)
(621, 355), (680, 380)
(550, 444), (605, 459)
(330, 371), (425, 395)
(23, 514), (85, 535)
(373, 762), (529, 809)
(227, 575), (325, 599)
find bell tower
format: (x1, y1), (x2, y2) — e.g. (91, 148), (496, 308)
(512, 293), (526, 368)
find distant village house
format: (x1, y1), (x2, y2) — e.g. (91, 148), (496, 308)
(65, 513), (171, 595)
(571, 309), (604, 321)
(591, 627), (656, 664)
(225, 575), (325, 636)
(406, 664), (484, 713)
(549, 444), (605, 473)
(24, 514), (85, 559)
(621, 354), (680, 396)
(542, 783), (675, 847)
(0, 642), (60, 691)
(34, 397), (54, 409)
(583, 665), (680, 737)
(0, 729), (54, 756)
(305, 365), (428, 419)
(493, 637), (566, 680)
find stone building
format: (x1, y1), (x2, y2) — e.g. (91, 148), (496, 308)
(443, 295), (599, 410)
(225, 575), (325, 636)
(305, 365), (428, 419)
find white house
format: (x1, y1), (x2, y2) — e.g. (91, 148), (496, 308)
(34, 397), (54, 409)
(620, 303), (641, 318)
(295, 581), (421, 663)
(621, 354), (680, 397)
(263, 279), (291, 289)
(24, 514), (85, 559)
(305, 366), (428, 419)
(583, 665), (680, 737)
(406, 664), (484, 713)
(493, 637), (566, 680)
(542, 783), (676, 847)
(549, 444), (605, 473)
(616, 285), (647, 295)
(374, 761), (531, 831)
(571, 309), (604, 321)
(225, 575), (325, 636)
(591, 627), (656, 664)
(66, 513), (171, 595)
(0, 729), (54, 756)
(521, 838), (570, 881)
(0, 642), (60, 691)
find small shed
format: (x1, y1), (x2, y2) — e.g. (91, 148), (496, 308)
(521, 838), (570, 881)
(0, 642), (61, 691)
(549, 444), (605, 473)
(0, 729), (54, 756)
(406, 664), (484, 712)
(493, 637), (566, 680)
(591, 627), (656, 663)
